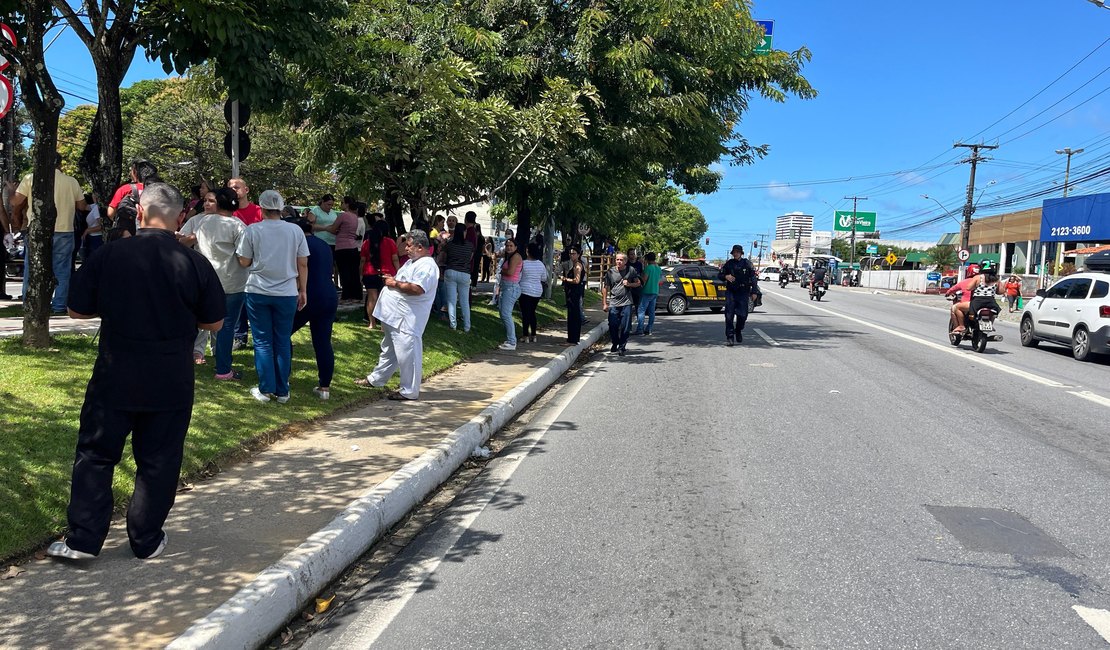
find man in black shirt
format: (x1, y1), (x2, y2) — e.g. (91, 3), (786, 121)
(718, 244), (755, 346)
(48, 183), (226, 561)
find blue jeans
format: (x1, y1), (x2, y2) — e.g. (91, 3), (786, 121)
(25, 232), (74, 310)
(215, 292), (247, 375)
(499, 280), (521, 344)
(443, 268), (472, 331)
(246, 293), (297, 396)
(608, 304), (632, 350)
(635, 294), (657, 333)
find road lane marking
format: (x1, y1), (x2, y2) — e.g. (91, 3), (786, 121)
(771, 291), (1072, 389)
(753, 328), (780, 346)
(1070, 391), (1110, 409)
(1073, 605), (1110, 644)
(323, 360), (604, 648)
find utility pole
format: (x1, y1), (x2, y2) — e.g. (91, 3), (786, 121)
(954, 142), (997, 280)
(754, 233), (768, 266)
(791, 229), (801, 268)
(1056, 147), (1084, 198)
(843, 195), (867, 270)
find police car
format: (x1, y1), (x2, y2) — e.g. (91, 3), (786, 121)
(656, 263), (729, 315)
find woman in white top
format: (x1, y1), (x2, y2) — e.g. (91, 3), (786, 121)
(518, 242), (549, 343)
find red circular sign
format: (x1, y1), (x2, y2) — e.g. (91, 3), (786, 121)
(0, 76), (12, 120)
(0, 23), (16, 73)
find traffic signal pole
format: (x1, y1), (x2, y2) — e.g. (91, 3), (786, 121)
(843, 195), (867, 269)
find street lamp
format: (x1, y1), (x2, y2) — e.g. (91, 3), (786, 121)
(1055, 147), (1084, 197)
(920, 194), (963, 226)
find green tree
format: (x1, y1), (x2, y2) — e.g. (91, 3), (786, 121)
(926, 245), (958, 272)
(57, 105), (97, 180)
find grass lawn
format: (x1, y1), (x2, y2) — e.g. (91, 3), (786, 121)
(0, 292), (586, 562)
(0, 305), (23, 318)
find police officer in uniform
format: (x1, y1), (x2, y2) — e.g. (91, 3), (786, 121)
(48, 183), (226, 561)
(718, 244), (755, 346)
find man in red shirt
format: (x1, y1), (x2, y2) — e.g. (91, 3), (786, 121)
(106, 159), (158, 221)
(228, 177), (262, 226)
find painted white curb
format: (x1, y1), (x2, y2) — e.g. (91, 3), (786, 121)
(168, 319), (610, 650)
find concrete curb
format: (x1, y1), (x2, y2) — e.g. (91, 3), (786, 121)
(167, 319), (610, 650)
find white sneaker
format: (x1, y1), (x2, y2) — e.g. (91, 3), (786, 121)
(273, 393), (290, 404)
(498, 342), (516, 351)
(140, 533), (168, 560)
(313, 387), (330, 400)
(250, 386), (271, 402)
(46, 539), (96, 560)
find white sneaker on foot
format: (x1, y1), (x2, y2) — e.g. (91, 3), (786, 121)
(273, 393), (290, 404)
(498, 342), (516, 351)
(140, 533), (168, 560)
(46, 539), (96, 560)
(313, 387), (330, 400)
(250, 386), (271, 402)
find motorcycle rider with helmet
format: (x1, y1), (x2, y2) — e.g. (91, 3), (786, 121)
(946, 261), (1000, 334)
(808, 261), (828, 298)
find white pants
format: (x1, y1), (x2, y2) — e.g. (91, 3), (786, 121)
(368, 323), (423, 398)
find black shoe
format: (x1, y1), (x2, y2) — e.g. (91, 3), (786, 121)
(618, 348), (626, 356)
(386, 391), (416, 401)
(726, 337), (734, 347)
(610, 345), (618, 353)
(737, 331), (743, 343)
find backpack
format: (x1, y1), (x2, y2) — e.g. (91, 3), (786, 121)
(104, 184), (140, 242)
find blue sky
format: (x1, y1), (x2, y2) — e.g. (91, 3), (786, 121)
(42, 2), (1110, 260)
(697, 0), (1110, 260)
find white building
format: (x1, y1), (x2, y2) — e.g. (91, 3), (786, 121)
(774, 211), (813, 241)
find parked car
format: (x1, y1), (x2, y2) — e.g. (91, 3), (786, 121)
(656, 263), (728, 315)
(1019, 271), (1110, 361)
(759, 266), (780, 282)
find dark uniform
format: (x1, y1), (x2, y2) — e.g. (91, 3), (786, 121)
(718, 256), (754, 344)
(65, 228), (225, 557)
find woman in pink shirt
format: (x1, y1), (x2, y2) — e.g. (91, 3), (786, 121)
(332, 196), (362, 302)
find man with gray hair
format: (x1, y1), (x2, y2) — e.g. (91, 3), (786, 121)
(355, 229), (439, 400)
(48, 182), (226, 561)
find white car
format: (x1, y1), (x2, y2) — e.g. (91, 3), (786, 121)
(759, 266), (780, 281)
(1019, 272), (1110, 361)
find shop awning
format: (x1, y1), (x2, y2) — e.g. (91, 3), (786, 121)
(904, 252), (929, 263)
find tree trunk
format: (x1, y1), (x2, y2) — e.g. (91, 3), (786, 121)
(14, 1), (66, 347)
(384, 180), (405, 239)
(515, 185), (532, 248)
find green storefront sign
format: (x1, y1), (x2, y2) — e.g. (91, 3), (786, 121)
(834, 210), (877, 233)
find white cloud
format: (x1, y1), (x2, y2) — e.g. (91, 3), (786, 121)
(766, 182), (814, 202)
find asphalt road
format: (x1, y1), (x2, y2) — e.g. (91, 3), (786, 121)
(303, 286), (1110, 649)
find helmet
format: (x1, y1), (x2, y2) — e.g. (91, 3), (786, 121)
(979, 260), (998, 276)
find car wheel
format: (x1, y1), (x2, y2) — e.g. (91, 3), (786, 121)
(1019, 315), (1038, 347)
(710, 306), (722, 313)
(666, 294), (687, 315)
(1072, 325), (1092, 362)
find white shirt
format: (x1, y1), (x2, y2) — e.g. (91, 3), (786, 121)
(86, 204), (102, 235)
(180, 213), (249, 293)
(519, 259), (549, 297)
(374, 256), (440, 335)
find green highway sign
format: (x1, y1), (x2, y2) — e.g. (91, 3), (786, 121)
(834, 210), (877, 233)
(754, 20), (773, 54)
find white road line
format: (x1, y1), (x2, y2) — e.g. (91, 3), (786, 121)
(772, 291), (1072, 389)
(753, 328), (780, 346)
(1073, 605), (1110, 644)
(1070, 391), (1110, 409)
(326, 360), (604, 648)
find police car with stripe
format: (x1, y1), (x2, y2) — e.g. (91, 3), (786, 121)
(656, 262), (730, 315)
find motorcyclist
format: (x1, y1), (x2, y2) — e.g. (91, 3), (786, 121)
(945, 263), (999, 334)
(778, 266), (789, 286)
(808, 261), (828, 297)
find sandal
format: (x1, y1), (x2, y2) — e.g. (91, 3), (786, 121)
(354, 377), (374, 388)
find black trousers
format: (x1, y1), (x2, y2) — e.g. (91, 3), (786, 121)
(565, 285), (583, 343)
(66, 397), (192, 557)
(335, 248), (363, 300)
(724, 291), (750, 340)
(519, 293), (541, 337)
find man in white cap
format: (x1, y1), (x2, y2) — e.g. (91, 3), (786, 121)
(236, 189), (309, 403)
(355, 229), (439, 400)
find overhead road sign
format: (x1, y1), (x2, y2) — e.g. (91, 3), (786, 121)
(834, 210), (877, 233)
(754, 20), (773, 54)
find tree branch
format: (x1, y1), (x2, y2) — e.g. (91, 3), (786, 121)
(50, 0), (94, 48)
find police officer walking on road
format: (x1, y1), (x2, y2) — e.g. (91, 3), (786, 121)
(719, 244), (755, 347)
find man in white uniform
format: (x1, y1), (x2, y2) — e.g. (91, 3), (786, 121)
(358, 229), (439, 400)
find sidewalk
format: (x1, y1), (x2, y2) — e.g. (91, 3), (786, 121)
(0, 297), (103, 338)
(0, 302), (607, 649)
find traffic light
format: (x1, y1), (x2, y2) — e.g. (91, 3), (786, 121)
(223, 99), (252, 162)
(753, 240), (758, 250)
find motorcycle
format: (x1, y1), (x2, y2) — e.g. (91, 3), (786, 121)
(809, 278), (827, 301)
(778, 274), (788, 288)
(946, 291), (1002, 353)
